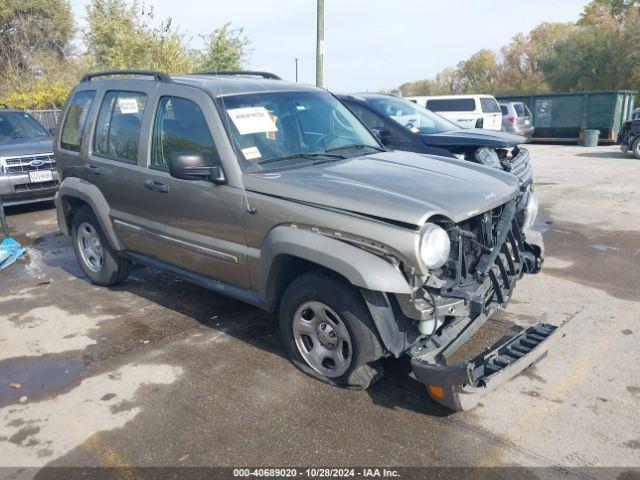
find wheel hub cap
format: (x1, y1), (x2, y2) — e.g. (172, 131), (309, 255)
(292, 301), (352, 378)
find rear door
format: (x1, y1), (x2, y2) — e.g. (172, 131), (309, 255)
(83, 82), (157, 225)
(480, 97), (502, 131)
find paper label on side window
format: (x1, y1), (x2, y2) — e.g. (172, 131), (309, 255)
(118, 98), (139, 114)
(241, 146), (262, 160)
(227, 107), (278, 135)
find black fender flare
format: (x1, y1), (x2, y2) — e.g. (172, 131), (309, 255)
(55, 177), (124, 250)
(258, 225), (412, 305)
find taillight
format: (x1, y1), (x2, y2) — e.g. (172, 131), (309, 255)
(508, 116), (516, 124)
(475, 118), (484, 128)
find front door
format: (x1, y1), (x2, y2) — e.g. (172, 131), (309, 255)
(114, 86), (250, 289)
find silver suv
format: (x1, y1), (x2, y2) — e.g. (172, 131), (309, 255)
(0, 107), (58, 206)
(499, 101), (534, 140)
(54, 70), (554, 411)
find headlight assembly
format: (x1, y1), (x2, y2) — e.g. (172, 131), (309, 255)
(523, 193), (539, 229)
(474, 147), (501, 169)
(420, 223), (450, 269)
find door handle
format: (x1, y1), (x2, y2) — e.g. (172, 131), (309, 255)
(84, 164), (101, 175)
(144, 179), (169, 193)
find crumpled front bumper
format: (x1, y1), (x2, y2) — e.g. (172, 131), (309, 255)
(411, 317), (568, 411)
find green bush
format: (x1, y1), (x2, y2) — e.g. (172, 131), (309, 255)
(0, 84), (71, 110)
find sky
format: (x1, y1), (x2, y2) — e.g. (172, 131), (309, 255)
(68, 0), (591, 92)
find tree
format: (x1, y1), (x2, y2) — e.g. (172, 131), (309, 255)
(499, 23), (575, 94)
(456, 49), (500, 93)
(541, 0), (640, 92)
(0, 0), (74, 94)
(196, 22), (251, 72)
(84, 0), (194, 73)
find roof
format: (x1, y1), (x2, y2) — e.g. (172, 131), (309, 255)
(76, 70), (322, 98)
(172, 74), (320, 97)
(336, 93), (397, 102)
(405, 94), (496, 100)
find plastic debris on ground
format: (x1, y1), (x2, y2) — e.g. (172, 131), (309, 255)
(0, 237), (26, 270)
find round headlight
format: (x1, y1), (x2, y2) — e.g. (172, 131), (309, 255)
(523, 193), (539, 229)
(420, 223), (450, 269)
(474, 147), (502, 169)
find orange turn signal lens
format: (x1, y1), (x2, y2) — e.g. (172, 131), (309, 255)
(428, 385), (446, 399)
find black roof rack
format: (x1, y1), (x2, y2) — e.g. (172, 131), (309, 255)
(80, 70), (173, 83)
(190, 70), (282, 80)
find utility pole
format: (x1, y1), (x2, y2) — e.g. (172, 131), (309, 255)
(295, 58), (299, 83)
(316, 0), (324, 88)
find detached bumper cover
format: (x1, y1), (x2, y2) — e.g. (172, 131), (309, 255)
(411, 321), (566, 411)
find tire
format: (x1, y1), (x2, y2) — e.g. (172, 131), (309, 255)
(71, 205), (131, 286)
(632, 137), (640, 160)
(279, 271), (385, 389)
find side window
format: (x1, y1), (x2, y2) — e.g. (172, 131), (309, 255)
(480, 97), (501, 113)
(426, 98), (476, 112)
(60, 91), (95, 151)
(346, 103), (385, 129)
(151, 96), (217, 170)
(94, 91), (147, 162)
(500, 105), (508, 115)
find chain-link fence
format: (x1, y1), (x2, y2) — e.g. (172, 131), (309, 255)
(28, 109), (61, 133)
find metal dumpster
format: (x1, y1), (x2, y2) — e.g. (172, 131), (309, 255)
(497, 91), (636, 144)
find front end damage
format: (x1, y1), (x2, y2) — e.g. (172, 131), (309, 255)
(387, 199), (555, 411)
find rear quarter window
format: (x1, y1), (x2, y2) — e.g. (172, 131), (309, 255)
(480, 97), (501, 113)
(60, 91), (95, 151)
(500, 105), (508, 115)
(513, 103), (526, 116)
(426, 98), (476, 112)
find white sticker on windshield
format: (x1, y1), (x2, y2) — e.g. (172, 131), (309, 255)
(227, 107), (278, 135)
(118, 98), (139, 114)
(241, 146), (262, 160)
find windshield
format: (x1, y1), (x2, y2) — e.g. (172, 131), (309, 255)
(220, 91), (380, 172)
(367, 97), (460, 134)
(0, 112), (49, 144)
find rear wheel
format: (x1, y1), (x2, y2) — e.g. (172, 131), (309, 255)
(632, 137), (640, 160)
(71, 206), (131, 286)
(279, 271), (384, 389)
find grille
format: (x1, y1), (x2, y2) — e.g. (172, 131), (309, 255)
(13, 180), (59, 192)
(442, 200), (525, 308)
(2, 153), (56, 176)
(505, 147), (532, 185)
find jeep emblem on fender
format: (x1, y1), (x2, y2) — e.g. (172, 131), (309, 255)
(484, 192), (497, 201)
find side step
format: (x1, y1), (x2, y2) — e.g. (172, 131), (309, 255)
(411, 322), (563, 411)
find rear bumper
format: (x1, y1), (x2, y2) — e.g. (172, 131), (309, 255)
(411, 320), (566, 411)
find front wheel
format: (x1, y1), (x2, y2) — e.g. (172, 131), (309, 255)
(632, 137), (640, 160)
(279, 271), (385, 389)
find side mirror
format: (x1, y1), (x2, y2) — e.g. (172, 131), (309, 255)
(169, 152), (224, 183)
(371, 127), (391, 144)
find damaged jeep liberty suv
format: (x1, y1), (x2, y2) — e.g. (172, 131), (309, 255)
(55, 70), (557, 411)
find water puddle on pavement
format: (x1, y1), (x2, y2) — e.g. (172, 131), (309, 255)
(0, 355), (86, 407)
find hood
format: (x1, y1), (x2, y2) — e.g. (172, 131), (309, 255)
(244, 150), (519, 227)
(421, 129), (525, 148)
(0, 138), (53, 158)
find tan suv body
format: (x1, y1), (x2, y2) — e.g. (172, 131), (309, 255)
(54, 71), (555, 411)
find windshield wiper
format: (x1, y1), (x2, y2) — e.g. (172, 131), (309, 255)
(326, 143), (386, 153)
(258, 152), (346, 165)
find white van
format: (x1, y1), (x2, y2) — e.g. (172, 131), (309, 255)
(405, 94), (502, 131)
